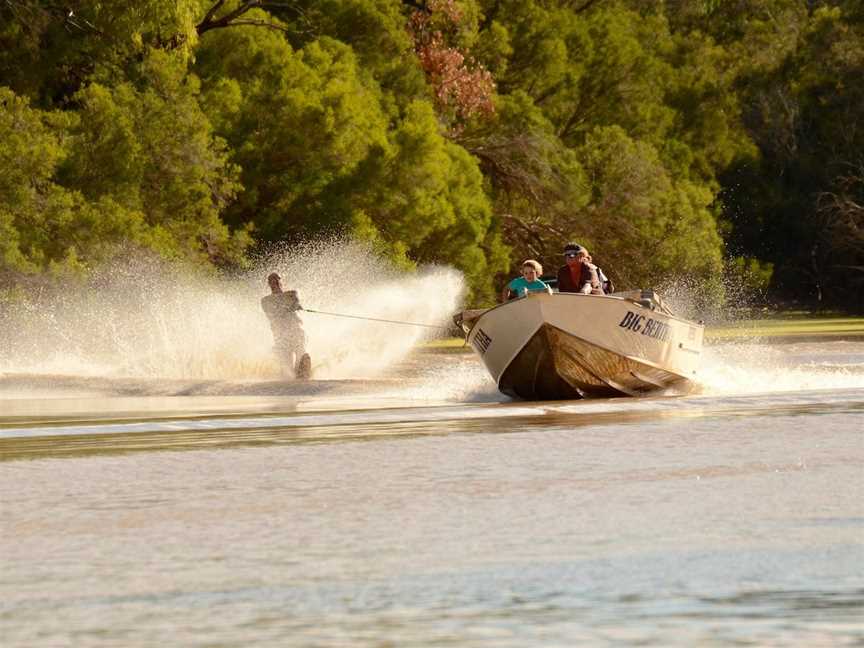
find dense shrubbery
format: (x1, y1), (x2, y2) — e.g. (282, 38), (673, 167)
(1, 1), (861, 308)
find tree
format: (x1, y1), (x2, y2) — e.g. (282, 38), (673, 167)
(346, 100), (509, 301)
(0, 87), (149, 277)
(0, 0), (204, 105)
(575, 126), (723, 288)
(719, 3), (864, 307)
(408, 0), (495, 132)
(468, 1), (732, 295)
(195, 21), (391, 241)
(61, 49), (249, 267)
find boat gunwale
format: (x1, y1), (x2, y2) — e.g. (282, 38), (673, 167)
(466, 292), (704, 336)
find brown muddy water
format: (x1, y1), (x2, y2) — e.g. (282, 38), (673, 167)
(1, 341), (863, 646)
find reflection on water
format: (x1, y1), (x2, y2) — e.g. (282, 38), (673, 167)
(1, 342), (864, 646)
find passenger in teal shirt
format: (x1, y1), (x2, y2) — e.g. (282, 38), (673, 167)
(502, 260), (550, 301)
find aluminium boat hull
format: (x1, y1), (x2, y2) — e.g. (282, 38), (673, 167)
(459, 292), (703, 400)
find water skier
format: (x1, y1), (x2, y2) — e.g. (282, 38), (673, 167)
(261, 272), (312, 379)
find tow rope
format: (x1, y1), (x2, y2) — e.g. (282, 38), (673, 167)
(302, 308), (451, 330)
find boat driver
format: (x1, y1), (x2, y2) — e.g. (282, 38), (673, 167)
(556, 243), (604, 294)
(261, 272), (312, 379)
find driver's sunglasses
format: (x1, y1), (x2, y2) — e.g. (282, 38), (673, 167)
(564, 252), (579, 259)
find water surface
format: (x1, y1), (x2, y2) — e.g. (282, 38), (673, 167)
(2, 341), (863, 646)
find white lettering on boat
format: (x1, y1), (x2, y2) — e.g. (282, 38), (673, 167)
(619, 311), (671, 342)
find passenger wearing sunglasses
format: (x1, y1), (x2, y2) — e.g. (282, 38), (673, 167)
(556, 243), (605, 295)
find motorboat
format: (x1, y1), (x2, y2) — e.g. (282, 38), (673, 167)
(454, 290), (703, 400)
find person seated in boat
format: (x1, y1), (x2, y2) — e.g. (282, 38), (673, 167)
(584, 251), (615, 294)
(556, 243), (605, 294)
(597, 262), (615, 294)
(502, 260), (550, 301)
(261, 272), (312, 379)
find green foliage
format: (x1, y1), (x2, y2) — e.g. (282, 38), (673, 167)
(347, 101), (508, 302)
(0, 86), (83, 274)
(0, 1), (205, 105)
(196, 24), (390, 236)
(62, 49), (248, 266)
(193, 13), (505, 301)
(265, 0), (426, 112)
(575, 125), (723, 287)
(1, 0), (861, 310)
(720, 1), (864, 309)
(730, 256), (775, 294)
(461, 90), (589, 276)
(0, 49), (248, 278)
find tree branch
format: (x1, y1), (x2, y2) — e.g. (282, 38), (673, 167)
(3, 0), (103, 36)
(195, 0), (315, 38)
(214, 18), (295, 35)
(200, 0), (227, 27)
(197, 1), (261, 35)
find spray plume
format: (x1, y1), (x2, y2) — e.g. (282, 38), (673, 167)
(0, 241), (465, 381)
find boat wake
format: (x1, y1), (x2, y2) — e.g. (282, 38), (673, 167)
(2, 343), (863, 460)
(1, 338), (862, 411)
(698, 340), (864, 395)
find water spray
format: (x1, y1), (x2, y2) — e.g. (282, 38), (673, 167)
(0, 241), (466, 382)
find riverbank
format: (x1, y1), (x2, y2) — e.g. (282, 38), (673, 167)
(705, 315), (864, 341)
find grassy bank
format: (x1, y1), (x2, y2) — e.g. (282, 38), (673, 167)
(705, 316), (864, 341)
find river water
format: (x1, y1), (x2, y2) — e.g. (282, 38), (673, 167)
(2, 339), (864, 646)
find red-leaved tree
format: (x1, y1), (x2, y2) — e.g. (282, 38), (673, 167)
(409, 0), (495, 132)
